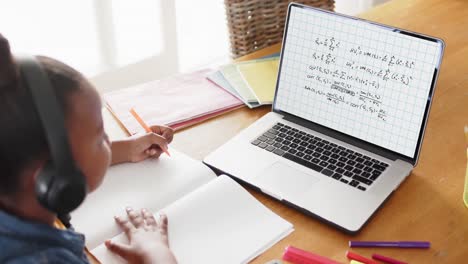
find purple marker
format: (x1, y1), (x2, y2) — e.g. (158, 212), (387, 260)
(349, 241), (430, 248)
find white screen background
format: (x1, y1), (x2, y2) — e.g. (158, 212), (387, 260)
(276, 6), (442, 157)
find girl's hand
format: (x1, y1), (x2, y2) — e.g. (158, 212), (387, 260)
(126, 124), (174, 162)
(111, 125), (174, 164)
(105, 208), (177, 264)
(150, 125), (174, 145)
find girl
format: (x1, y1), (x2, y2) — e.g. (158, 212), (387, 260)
(0, 34), (177, 263)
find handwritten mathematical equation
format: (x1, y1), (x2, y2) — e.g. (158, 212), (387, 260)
(306, 73), (354, 90)
(312, 52), (337, 65)
(314, 37), (341, 51)
(344, 61), (413, 86)
(304, 85), (387, 122)
(349, 46), (416, 69)
(308, 65), (381, 90)
(308, 37), (417, 89)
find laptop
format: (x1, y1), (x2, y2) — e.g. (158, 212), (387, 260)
(204, 3), (444, 233)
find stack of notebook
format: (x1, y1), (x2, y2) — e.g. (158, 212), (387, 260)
(104, 56), (280, 134)
(104, 69), (244, 135)
(208, 56), (280, 108)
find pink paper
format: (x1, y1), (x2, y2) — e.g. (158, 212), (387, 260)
(104, 69), (243, 135)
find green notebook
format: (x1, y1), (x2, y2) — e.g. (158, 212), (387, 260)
(220, 64), (258, 103)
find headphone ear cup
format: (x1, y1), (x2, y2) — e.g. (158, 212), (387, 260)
(35, 161), (55, 209)
(48, 171), (87, 215)
(35, 162), (87, 215)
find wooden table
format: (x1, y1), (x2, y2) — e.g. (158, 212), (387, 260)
(104, 0), (468, 263)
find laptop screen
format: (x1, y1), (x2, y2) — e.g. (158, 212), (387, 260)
(274, 4), (444, 159)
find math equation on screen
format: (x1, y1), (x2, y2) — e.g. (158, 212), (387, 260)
(304, 36), (417, 123)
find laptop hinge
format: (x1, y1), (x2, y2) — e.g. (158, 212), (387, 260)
(282, 112), (408, 162)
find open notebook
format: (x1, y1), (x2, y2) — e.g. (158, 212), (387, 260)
(71, 149), (293, 264)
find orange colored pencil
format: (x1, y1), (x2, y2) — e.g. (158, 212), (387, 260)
(130, 108), (171, 157)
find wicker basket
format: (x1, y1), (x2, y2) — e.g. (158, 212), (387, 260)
(225, 0), (335, 58)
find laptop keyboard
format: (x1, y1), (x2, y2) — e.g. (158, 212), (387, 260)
(251, 122), (389, 191)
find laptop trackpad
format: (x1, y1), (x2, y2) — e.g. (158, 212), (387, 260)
(255, 162), (320, 198)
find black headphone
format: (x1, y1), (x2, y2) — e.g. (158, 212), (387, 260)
(17, 56), (87, 219)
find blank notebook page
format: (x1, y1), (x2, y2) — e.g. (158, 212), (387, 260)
(71, 149), (216, 249)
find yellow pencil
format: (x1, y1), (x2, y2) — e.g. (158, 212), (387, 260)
(130, 107), (171, 157)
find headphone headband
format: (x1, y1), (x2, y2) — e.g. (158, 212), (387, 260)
(17, 56), (77, 174)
